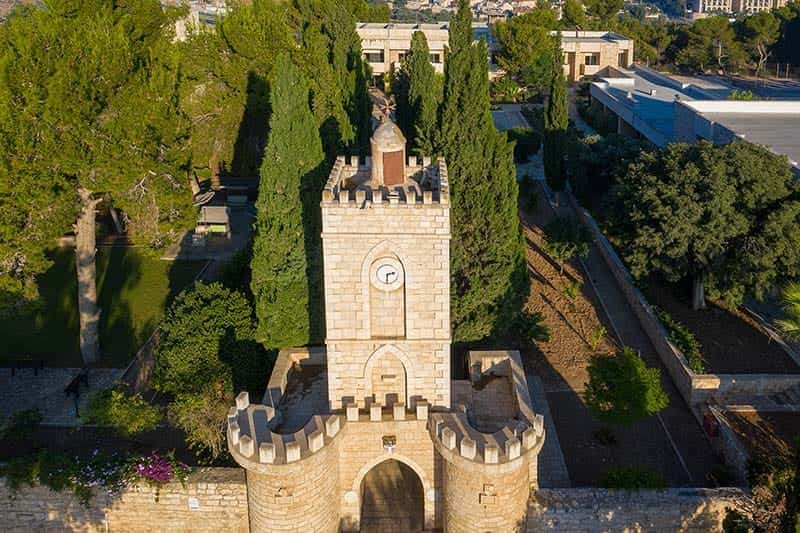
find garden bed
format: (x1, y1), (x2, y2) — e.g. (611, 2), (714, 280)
(643, 278), (799, 375)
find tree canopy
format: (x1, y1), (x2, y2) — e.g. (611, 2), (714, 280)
(493, 7), (559, 91)
(394, 31), (440, 156)
(440, 0), (527, 342)
(543, 35), (568, 191)
(585, 347), (669, 426)
(616, 141), (800, 309)
(250, 54), (327, 349)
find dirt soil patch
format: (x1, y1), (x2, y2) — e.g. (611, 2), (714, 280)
(518, 190), (722, 486)
(520, 197), (618, 392)
(724, 410), (800, 462)
(644, 279), (799, 375)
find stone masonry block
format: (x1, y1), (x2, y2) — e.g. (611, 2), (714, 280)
(460, 437), (476, 460)
(522, 427), (537, 449)
(441, 427), (456, 450)
(484, 445), (499, 464)
(229, 422), (240, 445)
(505, 437), (521, 460)
(534, 414), (544, 437)
(308, 430), (324, 453)
(370, 404), (382, 422)
(285, 441), (301, 463)
(259, 443), (275, 464)
(393, 403), (406, 420)
(325, 415), (340, 437)
(235, 391), (249, 410)
(239, 435), (254, 457)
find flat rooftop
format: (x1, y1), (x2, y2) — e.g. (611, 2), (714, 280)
(681, 100), (800, 168)
(591, 67), (698, 145)
(558, 30), (633, 44)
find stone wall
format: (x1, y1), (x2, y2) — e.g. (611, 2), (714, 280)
(569, 194), (800, 409)
(527, 488), (748, 532)
(0, 468), (248, 532)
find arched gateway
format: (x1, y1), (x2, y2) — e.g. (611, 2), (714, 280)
(226, 114), (546, 532)
(359, 459), (425, 532)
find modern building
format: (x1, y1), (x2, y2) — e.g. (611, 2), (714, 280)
(356, 22), (497, 82)
(357, 23), (634, 84)
(674, 99), (800, 171)
(225, 115), (546, 531)
(690, 0), (786, 15)
(588, 65), (800, 175)
(559, 31), (635, 83)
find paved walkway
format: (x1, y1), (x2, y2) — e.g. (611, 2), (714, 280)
(0, 367), (124, 425)
(578, 233), (721, 484)
(528, 376), (571, 488)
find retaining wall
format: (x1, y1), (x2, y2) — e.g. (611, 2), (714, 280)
(0, 468), (248, 532)
(569, 195), (800, 408)
(527, 488), (748, 532)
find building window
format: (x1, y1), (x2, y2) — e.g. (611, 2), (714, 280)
(430, 53), (441, 64)
(365, 51), (384, 63)
(398, 52), (408, 62)
(585, 53), (600, 66)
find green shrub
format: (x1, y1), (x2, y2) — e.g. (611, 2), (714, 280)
(601, 466), (666, 489)
(520, 105), (544, 133)
(506, 126), (541, 163)
(513, 310), (551, 345)
(2, 408), (43, 440)
(168, 386), (232, 463)
(585, 347), (669, 426)
(656, 308), (705, 373)
(0, 455), (39, 492)
(156, 281), (265, 396)
(543, 217), (592, 275)
(83, 389), (161, 437)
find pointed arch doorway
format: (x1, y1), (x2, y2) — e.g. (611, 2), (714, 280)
(360, 459), (425, 532)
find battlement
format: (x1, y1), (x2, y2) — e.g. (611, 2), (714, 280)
(228, 392), (342, 468)
(321, 155), (449, 207)
(226, 391), (433, 470)
(429, 351), (545, 466)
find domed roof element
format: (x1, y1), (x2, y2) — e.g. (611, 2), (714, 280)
(372, 118), (406, 152)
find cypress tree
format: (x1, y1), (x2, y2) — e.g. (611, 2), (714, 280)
(251, 54), (327, 349)
(403, 31), (439, 156)
(440, 0), (528, 343)
(543, 34), (568, 191)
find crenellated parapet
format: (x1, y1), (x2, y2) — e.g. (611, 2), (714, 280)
(429, 351), (545, 468)
(227, 392), (343, 470)
(321, 155), (449, 206)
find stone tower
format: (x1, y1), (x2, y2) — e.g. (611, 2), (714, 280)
(227, 117), (545, 532)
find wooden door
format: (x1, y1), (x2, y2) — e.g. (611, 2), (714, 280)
(383, 150), (404, 186)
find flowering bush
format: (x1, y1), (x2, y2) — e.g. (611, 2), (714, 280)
(135, 452), (190, 495)
(0, 449), (190, 505)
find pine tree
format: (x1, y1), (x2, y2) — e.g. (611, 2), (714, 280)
(440, 0), (528, 343)
(402, 31), (440, 156)
(251, 54), (327, 349)
(544, 34), (568, 192)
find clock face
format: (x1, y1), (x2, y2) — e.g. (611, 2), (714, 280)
(376, 263), (399, 285)
(370, 258), (404, 291)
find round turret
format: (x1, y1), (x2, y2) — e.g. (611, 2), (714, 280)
(370, 117), (407, 187)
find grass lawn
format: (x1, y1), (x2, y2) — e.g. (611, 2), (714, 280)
(0, 247), (205, 368)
